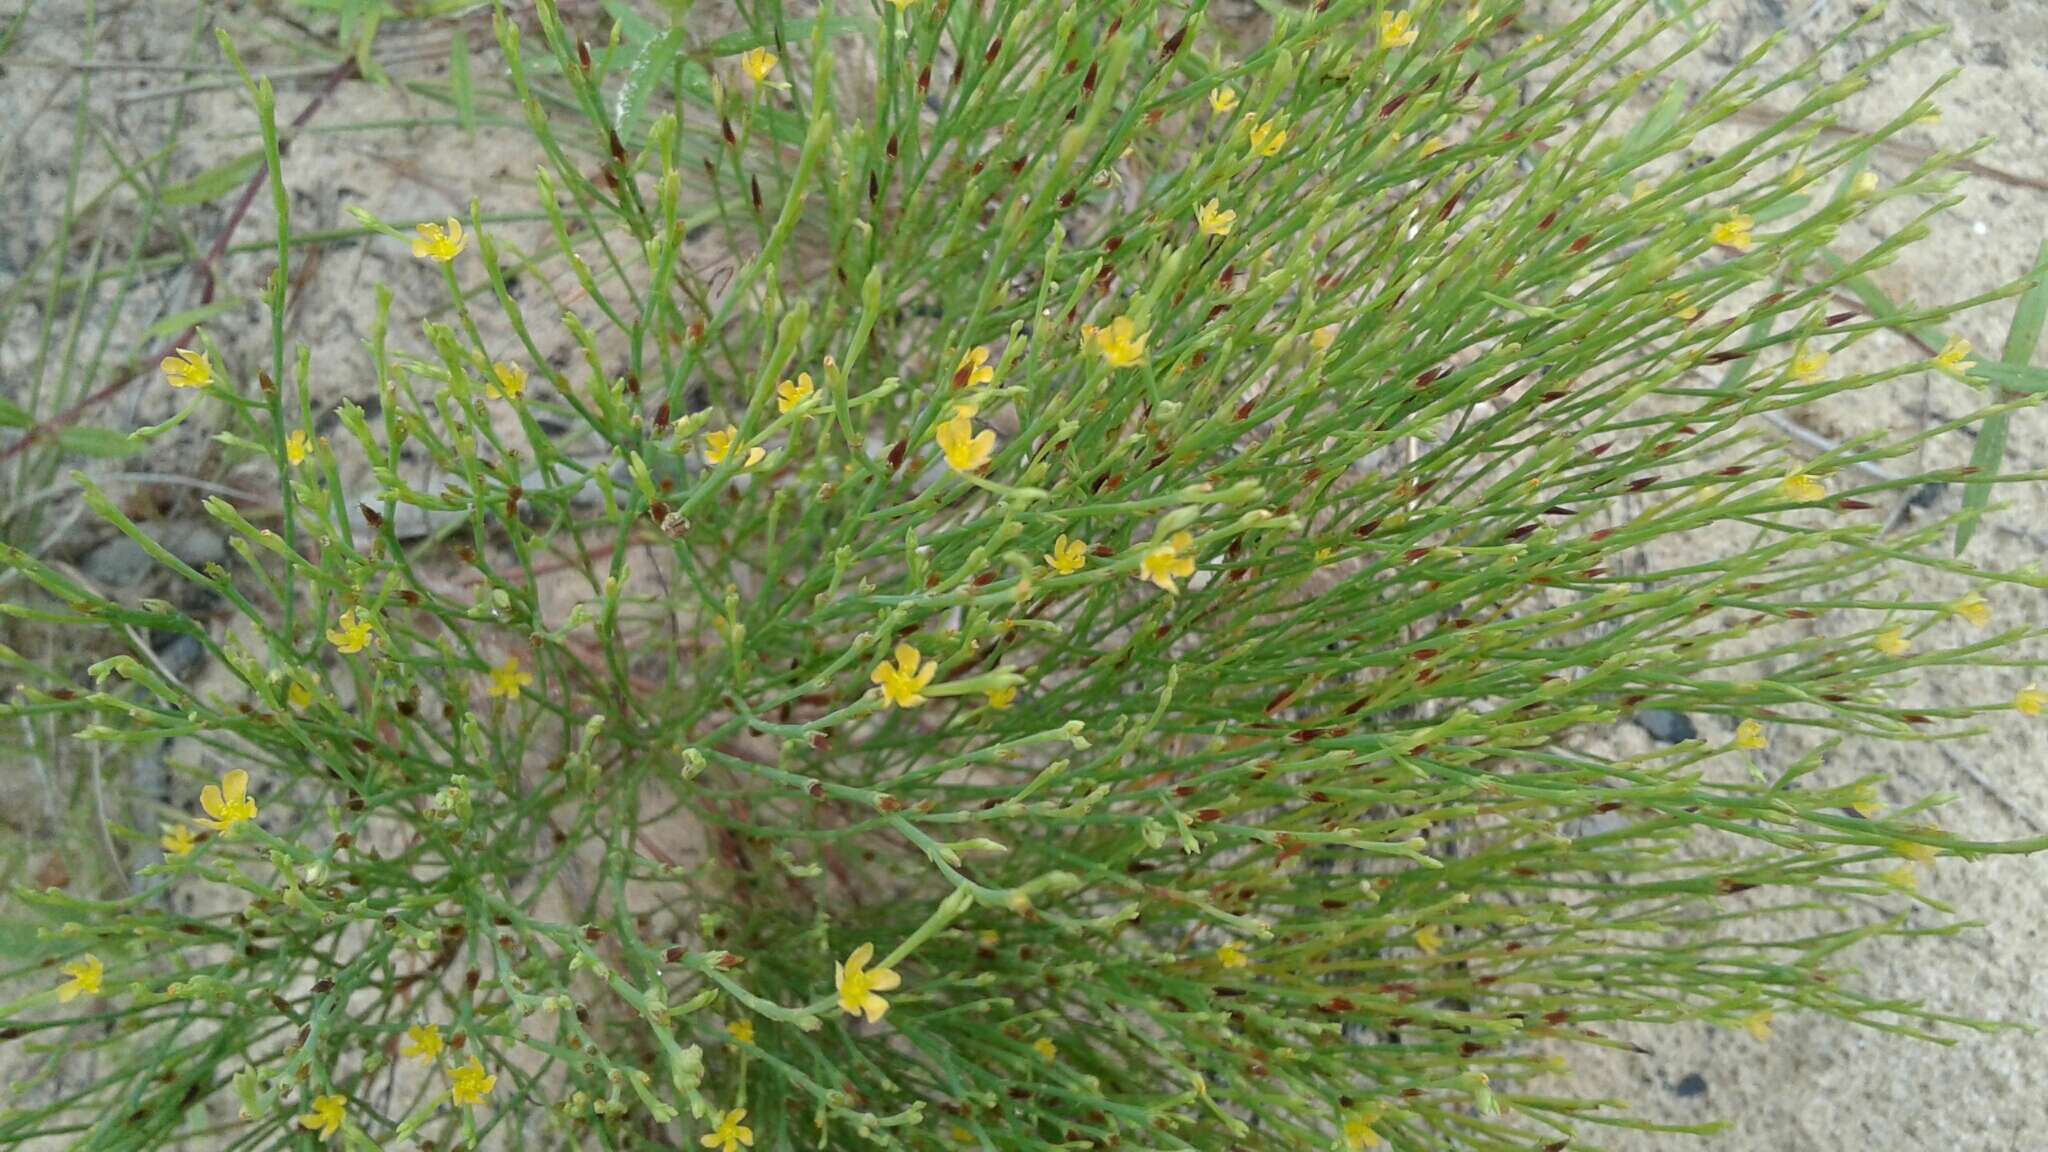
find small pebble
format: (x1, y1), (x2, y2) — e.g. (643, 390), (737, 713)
(1632, 709), (1698, 744)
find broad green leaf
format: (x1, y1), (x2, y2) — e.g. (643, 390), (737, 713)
(613, 29), (683, 141)
(56, 426), (146, 460)
(145, 299), (245, 341)
(451, 29), (476, 136)
(1957, 240), (2048, 554)
(163, 150), (263, 206)
(601, 0), (659, 47)
(1969, 360), (2048, 394)
(1617, 82), (1687, 169)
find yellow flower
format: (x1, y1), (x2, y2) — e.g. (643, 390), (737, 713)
(834, 942), (903, 1023)
(326, 610), (374, 654)
(1033, 1037), (1057, 1062)
(985, 685), (1017, 710)
(1139, 531), (1197, 593)
(1208, 86), (1238, 116)
(776, 372), (815, 414)
(1894, 840), (1939, 866)
(1088, 316), (1149, 368)
(704, 426), (765, 467)
(726, 1018), (755, 1045)
(401, 1023), (444, 1064)
(1778, 472), (1825, 503)
(488, 361), (527, 401)
(2016, 683), (2048, 717)
(1216, 942), (1249, 969)
(1310, 325), (1339, 352)
(1246, 114), (1288, 158)
(871, 643), (936, 709)
(297, 1094), (345, 1143)
(1710, 213), (1755, 252)
(287, 681), (313, 710)
(1790, 348), (1829, 383)
(1740, 1010), (1773, 1042)
(1849, 788), (1884, 819)
(1412, 924), (1442, 955)
(886, 0), (917, 9)
(740, 48), (777, 84)
(1666, 291), (1699, 321)
(56, 954), (103, 1003)
(701, 1107), (755, 1152)
(411, 217), (467, 263)
(1873, 627), (1910, 657)
(1342, 1108), (1384, 1150)
(1934, 336), (1975, 373)
(1734, 719), (1767, 750)
(161, 823), (198, 858)
(955, 345), (995, 388)
(1420, 136), (1448, 157)
(198, 768), (258, 834)
(285, 430), (312, 466)
(1951, 593), (1991, 628)
(934, 404), (997, 472)
(161, 348), (213, 390)
(1378, 10), (1418, 48)
(1877, 865), (1917, 891)
(1196, 199), (1236, 237)
(1851, 171), (1881, 198)
(449, 1056), (496, 1106)
(1045, 534), (1087, 575)
(486, 656), (533, 701)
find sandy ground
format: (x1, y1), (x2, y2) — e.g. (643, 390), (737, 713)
(3, 1), (2046, 1149)
(1558, 4), (2048, 1150)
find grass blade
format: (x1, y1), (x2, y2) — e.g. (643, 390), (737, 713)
(1957, 240), (2048, 554)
